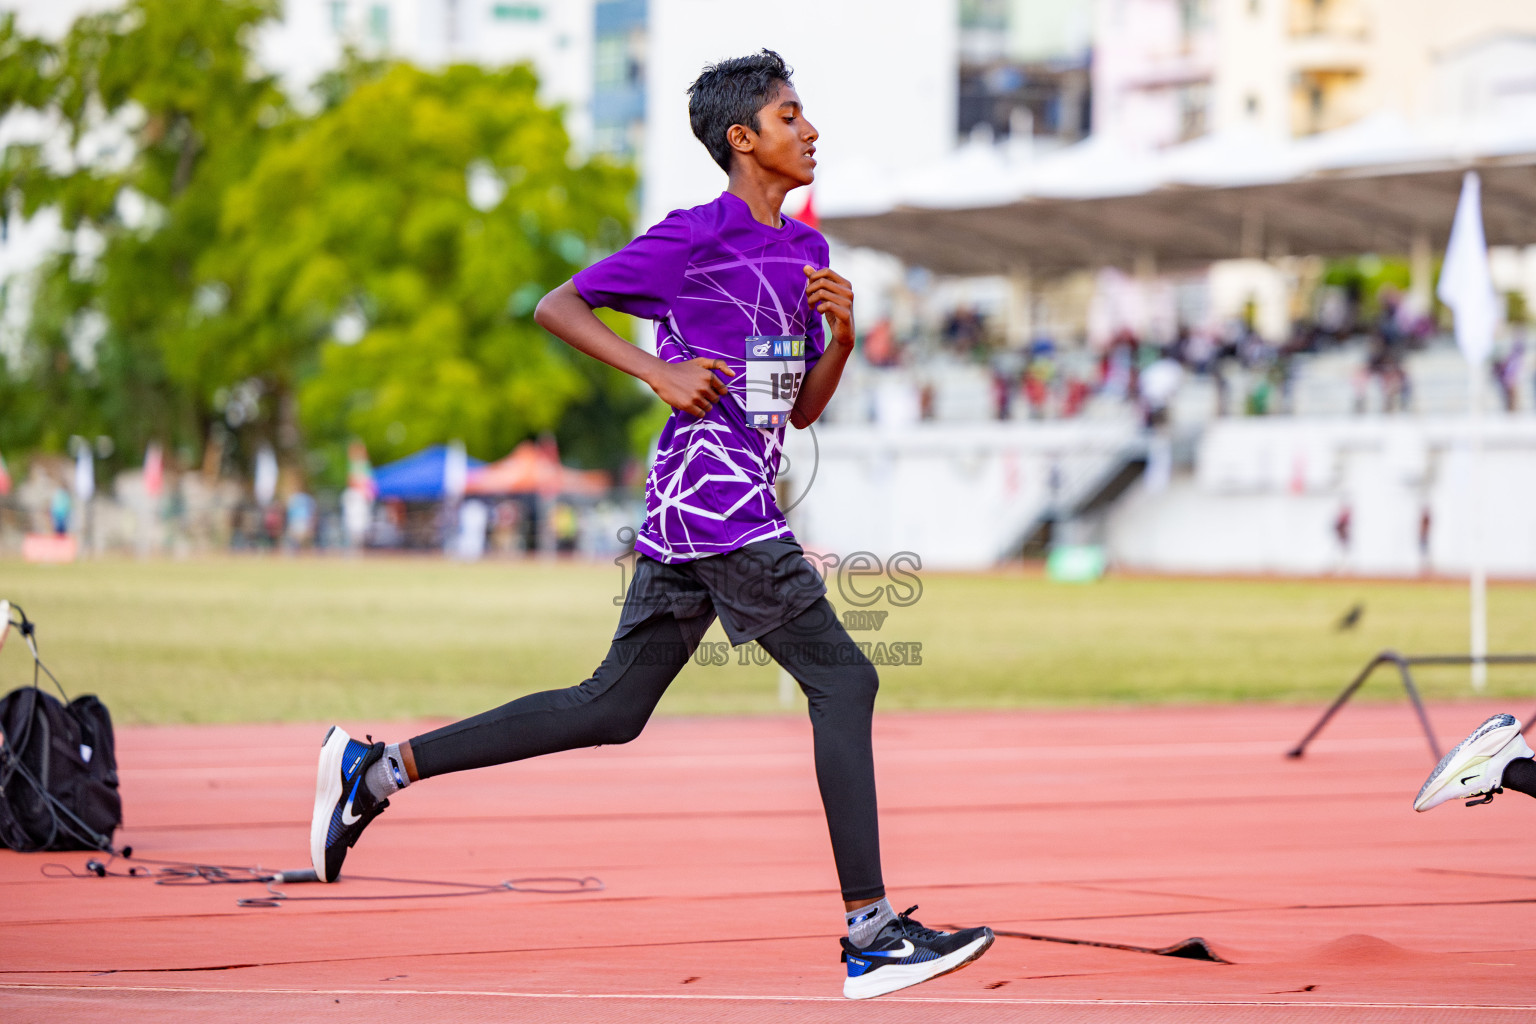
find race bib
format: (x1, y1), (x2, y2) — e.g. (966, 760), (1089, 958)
(745, 335), (806, 428)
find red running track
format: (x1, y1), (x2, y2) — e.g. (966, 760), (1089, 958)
(4, 702), (1536, 1023)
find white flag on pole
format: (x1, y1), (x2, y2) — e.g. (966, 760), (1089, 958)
(254, 444), (278, 506)
(1436, 171), (1498, 367)
(1438, 171), (1496, 690)
(74, 444), (95, 502)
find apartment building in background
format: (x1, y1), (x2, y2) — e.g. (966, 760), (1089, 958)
(591, 0), (647, 160)
(1097, 0), (1536, 151)
(959, 0), (1093, 148)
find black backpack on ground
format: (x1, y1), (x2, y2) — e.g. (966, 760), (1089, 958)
(0, 604), (121, 852)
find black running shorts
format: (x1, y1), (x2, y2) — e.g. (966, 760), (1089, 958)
(614, 538), (827, 647)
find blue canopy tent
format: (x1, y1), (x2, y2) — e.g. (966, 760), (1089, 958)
(372, 445), (485, 501)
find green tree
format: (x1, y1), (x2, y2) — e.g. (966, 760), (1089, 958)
(0, 0), (286, 468)
(3, 3), (646, 487)
(209, 61), (638, 478)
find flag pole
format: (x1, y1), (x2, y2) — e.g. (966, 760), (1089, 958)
(1437, 171), (1496, 693)
(1469, 364), (1487, 691)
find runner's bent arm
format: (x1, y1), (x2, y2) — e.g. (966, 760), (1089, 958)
(791, 265), (855, 428)
(536, 281), (734, 419)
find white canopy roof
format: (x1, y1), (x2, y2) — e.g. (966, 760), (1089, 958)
(818, 114), (1536, 276)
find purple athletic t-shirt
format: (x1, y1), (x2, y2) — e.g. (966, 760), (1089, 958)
(574, 192), (828, 563)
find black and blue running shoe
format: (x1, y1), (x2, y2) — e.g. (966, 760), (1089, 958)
(310, 726), (389, 882)
(840, 905), (994, 999)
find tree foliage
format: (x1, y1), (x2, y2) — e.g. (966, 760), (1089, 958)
(1, 2), (642, 484)
(209, 61), (635, 472)
(0, 0), (285, 465)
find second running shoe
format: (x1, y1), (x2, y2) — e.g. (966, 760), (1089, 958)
(310, 725), (389, 882)
(1414, 713), (1534, 812)
(840, 905), (994, 1000)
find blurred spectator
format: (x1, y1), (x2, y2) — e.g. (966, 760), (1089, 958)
(1247, 377), (1273, 416)
(1334, 505), (1352, 549)
(454, 499), (489, 561)
(943, 307), (985, 354)
(1236, 321), (1269, 369)
(492, 499), (522, 554)
(1100, 331), (1136, 401)
(50, 485), (71, 535)
(286, 490), (315, 550)
(553, 501), (579, 555)
(1185, 328), (1217, 373)
(1419, 506), (1433, 575)
(863, 319), (897, 367)
(1139, 353), (1183, 429)
(262, 501), (284, 548)
(1273, 346), (1299, 416)
(1062, 376), (1090, 418)
(342, 487), (371, 550)
(991, 349), (1024, 420)
(1023, 340), (1056, 420)
(1496, 341), (1525, 412)
(1357, 335), (1410, 414)
(374, 499), (405, 548)
(918, 381), (936, 421)
(992, 368), (1014, 420)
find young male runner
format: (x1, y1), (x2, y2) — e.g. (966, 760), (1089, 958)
(310, 50), (994, 1000)
(1414, 713), (1536, 812)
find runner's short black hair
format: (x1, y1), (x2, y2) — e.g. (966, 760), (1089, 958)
(687, 49), (794, 172)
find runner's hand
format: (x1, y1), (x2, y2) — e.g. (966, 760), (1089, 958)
(805, 265), (855, 350)
(649, 357), (734, 418)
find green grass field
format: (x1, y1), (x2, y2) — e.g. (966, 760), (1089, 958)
(1, 557), (1533, 725)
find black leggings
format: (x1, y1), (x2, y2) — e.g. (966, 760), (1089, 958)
(408, 597), (885, 902)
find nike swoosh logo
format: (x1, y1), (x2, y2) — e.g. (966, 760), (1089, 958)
(341, 780), (363, 826)
(868, 939), (916, 958)
(1460, 774), (1479, 785)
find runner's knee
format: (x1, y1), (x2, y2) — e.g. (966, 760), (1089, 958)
(846, 657), (879, 709)
(588, 700), (651, 745)
(819, 654), (878, 717)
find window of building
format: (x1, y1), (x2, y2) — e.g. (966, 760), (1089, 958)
(329, 0), (346, 31)
(594, 35), (627, 89)
(492, 2), (543, 20)
(368, 3), (389, 43)
(592, 124), (626, 155)
(959, 0), (1007, 32)
(957, 61), (1091, 145)
(1178, 82), (1211, 140)
(1246, 93), (1260, 116)
(1179, 0), (1210, 34)
(1305, 0), (1326, 33)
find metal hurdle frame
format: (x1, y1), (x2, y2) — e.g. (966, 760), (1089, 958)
(1287, 652), (1536, 761)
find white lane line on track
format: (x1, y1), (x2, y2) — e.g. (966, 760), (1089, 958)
(2, 985), (1534, 1010)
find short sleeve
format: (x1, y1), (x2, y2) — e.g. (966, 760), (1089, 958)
(806, 233), (831, 358)
(573, 210), (692, 321)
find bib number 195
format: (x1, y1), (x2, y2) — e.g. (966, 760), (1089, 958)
(745, 335), (807, 429)
(770, 370), (803, 401)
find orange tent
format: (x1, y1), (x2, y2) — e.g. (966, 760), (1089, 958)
(465, 440), (611, 497)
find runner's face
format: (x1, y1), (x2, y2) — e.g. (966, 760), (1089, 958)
(745, 83), (817, 186)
